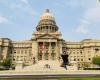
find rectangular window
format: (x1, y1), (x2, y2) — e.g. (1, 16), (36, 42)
(25, 50), (27, 54)
(21, 50), (23, 54)
(14, 50), (16, 53)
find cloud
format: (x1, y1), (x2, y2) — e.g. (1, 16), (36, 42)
(76, 4), (100, 34)
(67, 0), (80, 7)
(85, 6), (100, 22)
(21, 0), (29, 5)
(59, 0), (98, 11)
(10, 0), (37, 16)
(0, 16), (9, 24)
(76, 25), (89, 34)
(76, 19), (90, 34)
(65, 0), (91, 8)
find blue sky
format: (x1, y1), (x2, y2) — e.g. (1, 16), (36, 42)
(0, 0), (100, 41)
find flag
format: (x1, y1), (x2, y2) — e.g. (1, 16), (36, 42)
(40, 43), (45, 50)
(42, 43), (45, 50)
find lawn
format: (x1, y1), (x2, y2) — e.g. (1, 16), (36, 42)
(0, 78), (100, 80)
(59, 78), (100, 80)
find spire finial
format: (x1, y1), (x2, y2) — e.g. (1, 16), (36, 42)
(45, 9), (50, 13)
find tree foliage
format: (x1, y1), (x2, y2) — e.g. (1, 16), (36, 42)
(92, 56), (100, 66)
(0, 58), (12, 68)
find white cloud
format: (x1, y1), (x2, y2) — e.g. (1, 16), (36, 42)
(76, 25), (89, 34)
(80, 20), (90, 25)
(10, 0), (37, 16)
(76, 4), (100, 34)
(76, 19), (90, 34)
(67, 0), (80, 7)
(85, 6), (100, 22)
(65, 0), (92, 8)
(21, 0), (29, 5)
(0, 16), (9, 24)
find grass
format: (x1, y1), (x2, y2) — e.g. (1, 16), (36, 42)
(59, 78), (100, 80)
(0, 78), (100, 80)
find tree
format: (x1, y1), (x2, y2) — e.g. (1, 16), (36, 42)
(92, 56), (100, 66)
(1, 58), (12, 69)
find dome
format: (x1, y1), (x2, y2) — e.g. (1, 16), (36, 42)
(36, 9), (58, 33)
(40, 9), (55, 21)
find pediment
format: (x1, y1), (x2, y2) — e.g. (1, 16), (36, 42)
(36, 34), (58, 39)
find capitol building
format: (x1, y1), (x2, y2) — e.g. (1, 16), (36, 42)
(0, 9), (100, 69)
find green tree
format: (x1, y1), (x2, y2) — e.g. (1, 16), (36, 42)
(92, 56), (100, 66)
(2, 58), (12, 68)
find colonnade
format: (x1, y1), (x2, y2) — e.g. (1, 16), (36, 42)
(38, 42), (58, 60)
(37, 26), (56, 32)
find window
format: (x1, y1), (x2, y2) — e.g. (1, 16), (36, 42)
(89, 58), (91, 60)
(88, 51), (90, 53)
(17, 50), (20, 54)
(25, 50), (27, 54)
(74, 58), (76, 61)
(44, 53), (49, 60)
(73, 52), (75, 54)
(38, 52), (42, 60)
(77, 52), (79, 54)
(81, 59), (83, 61)
(52, 50), (54, 53)
(51, 42), (56, 49)
(95, 48), (99, 53)
(51, 53), (56, 60)
(80, 51), (82, 54)
(10, 50), (12, 54)
(21, 50), (23, 54)
(29, 49), (31, 54)
(46, 50), (48, 53)
(14, 50), (16, 53)
(77, 59), (79, 61)
(13, 58), (15, 61)
(45, 42), (49, 49)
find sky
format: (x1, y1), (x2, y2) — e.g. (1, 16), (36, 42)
(0, 0), (100, 41)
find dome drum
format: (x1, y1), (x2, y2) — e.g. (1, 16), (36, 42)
(36, 25), (58, 32)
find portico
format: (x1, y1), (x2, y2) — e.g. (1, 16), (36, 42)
(37, 41), (58, 61)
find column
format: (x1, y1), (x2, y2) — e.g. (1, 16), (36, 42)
(55, 42), (58, 60)
(49, 42), (51, 60)
(42, 42), (45, 60)
(59, 41), (62, 55)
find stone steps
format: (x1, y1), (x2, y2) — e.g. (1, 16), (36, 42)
(23, 61), (66, 71)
